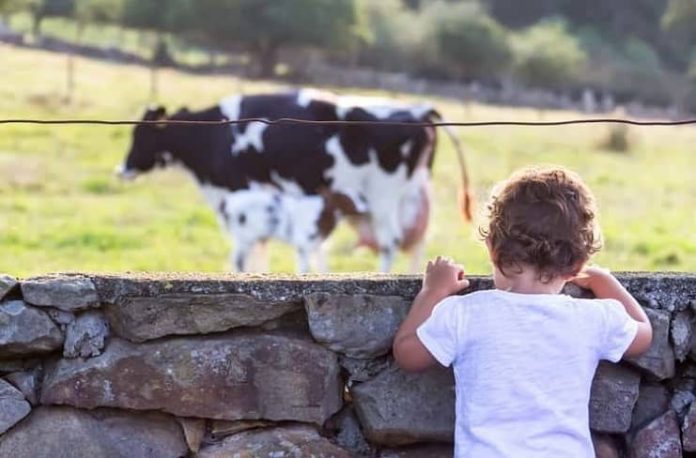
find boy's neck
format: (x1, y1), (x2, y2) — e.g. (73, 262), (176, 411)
(494, 266), (566, 295)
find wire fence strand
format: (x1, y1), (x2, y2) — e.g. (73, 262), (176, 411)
(1, 117), (696, 127)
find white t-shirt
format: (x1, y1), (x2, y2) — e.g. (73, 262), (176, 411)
(416, 289), (638, 458)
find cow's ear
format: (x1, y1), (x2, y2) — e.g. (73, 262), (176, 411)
(144, 105), (167, 121)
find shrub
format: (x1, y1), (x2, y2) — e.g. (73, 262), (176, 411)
(512, 19), (587, 88)
(598, 124), (634, 154)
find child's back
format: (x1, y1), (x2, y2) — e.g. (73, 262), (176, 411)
(419, 289), (636, 457)
(393, 166), (652, 457)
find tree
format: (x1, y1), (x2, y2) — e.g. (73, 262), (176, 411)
(425, 1), (512, 79)
(511, 19), (587, 88)
(662, 0), (696, 45)
(29, 0), (73, 36)
(185, 0), (365, 77)
(60, 0), (124, 103)
(121, 0), (189, 99)
(0, 0), (15, 22)
(0, 0), (14, 13)
(357, 0), (434, 72)
(74, 0), (123, 30)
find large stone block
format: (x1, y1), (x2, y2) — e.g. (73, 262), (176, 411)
(105, 293), (300, 342)
(626, 308), (675, 380)
(589, 362), (641, 433)
(0, 300), (63, 358)
(41, 334), (341, 425)
(21, 276), (99, 312)
(0, 407), (187, 458)
(352, 365), (455, 446)
(305, 293), (410, 358)
(198, 425), (351, 457)
(0, 379), (31, 435)
(630, 410), (682, 458)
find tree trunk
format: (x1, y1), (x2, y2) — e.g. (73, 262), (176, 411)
(149, 33), (167, 101)
(255, 42), (279, 78)
(116, 26), (126, 49)
(64, 24), (84, 104)
(32, 13), (43, 38)
(150, 64), (159, 102)
(65, 53), (74, 103)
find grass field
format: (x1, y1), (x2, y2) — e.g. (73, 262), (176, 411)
(1, 43), (695, 277)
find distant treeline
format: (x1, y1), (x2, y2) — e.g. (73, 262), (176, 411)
(1, 0), (695, 109)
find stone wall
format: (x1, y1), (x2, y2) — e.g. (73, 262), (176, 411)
(0, 272), (695, 457)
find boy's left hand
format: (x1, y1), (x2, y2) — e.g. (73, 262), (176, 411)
(422, 256), (470, 298)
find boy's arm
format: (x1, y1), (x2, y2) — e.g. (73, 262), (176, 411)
(573, 267), (653, 357)
(393, 257), (469, 372)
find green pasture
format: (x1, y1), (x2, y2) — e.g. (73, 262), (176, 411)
(1, 44), (694, 276)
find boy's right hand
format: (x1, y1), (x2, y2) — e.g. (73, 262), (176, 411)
(422, 256), (470, 299)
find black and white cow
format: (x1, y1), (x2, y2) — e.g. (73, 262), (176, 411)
(117, 89), (472, 272)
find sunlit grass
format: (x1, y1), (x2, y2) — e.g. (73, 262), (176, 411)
(1, 44), (694, 276)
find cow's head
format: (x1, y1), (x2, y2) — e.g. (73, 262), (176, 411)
(116, 106), (169, 180)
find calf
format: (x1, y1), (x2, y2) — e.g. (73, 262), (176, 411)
(220, 189), (367, 273)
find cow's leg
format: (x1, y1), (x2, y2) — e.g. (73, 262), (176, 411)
(407, 237), (426, 274)
(295, 248), (311, 274)
(379, 245), (398, 273)
(230, 244), (250, 272)
(314, 245), (329, 274)
(246, 241), (270, 272)
(371, 212), (402, 273)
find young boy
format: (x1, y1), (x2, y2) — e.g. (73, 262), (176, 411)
(393, 166), (653, 457)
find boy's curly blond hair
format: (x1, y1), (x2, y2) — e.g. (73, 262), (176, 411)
(480, 167), (602, 282)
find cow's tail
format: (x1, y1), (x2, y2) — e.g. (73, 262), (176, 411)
(428, 110), (474, 222)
